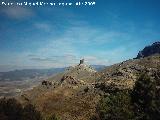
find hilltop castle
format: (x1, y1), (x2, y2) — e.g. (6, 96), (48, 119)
(79, 59), (84, 65)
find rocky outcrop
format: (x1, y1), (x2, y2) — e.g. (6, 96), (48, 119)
(136, 41), (160, 58)
(50, 60), (96, 87)
(42, 80), (52, 86)
(60, 75), (78, 85)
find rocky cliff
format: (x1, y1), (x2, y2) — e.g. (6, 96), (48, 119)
(136, 41), (160, 58)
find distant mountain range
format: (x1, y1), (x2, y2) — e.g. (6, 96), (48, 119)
(0, 68), (66, 81)
(0, 65), (105, 81)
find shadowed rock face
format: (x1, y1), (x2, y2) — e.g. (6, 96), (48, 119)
(137, 41), (160, 58)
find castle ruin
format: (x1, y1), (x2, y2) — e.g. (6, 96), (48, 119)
(79, 59), (84, 65)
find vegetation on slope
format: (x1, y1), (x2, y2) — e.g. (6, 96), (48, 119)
(0, 98), (60, 120)
(95, 72), (160, 120)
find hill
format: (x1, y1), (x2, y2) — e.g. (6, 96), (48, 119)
(18, 55), (160, 120)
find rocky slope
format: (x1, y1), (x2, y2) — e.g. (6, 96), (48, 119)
(96, 55), (160, 92)
(18, 61), (99, 120)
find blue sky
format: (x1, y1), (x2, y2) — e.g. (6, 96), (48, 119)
(0, 0), (160, 71)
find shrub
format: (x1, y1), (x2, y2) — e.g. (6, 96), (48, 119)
(84, 87), (89, 93)
(22, 104), (42, 120)
(95, 72), (160, 120)
(97, 91), (134, 120)
(0, 98), (23, 120)
(0, 98), (43, 120)
(131, 72), (159, 120)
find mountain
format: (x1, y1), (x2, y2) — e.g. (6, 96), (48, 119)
(18, 61), (100, 119)
(136, 41), (160, 58)
(17, 52), (160, 120)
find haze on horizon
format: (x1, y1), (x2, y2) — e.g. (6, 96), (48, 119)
(0, 0), (160, 72)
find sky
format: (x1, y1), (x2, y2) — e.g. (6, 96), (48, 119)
(0, 0), (160, 71)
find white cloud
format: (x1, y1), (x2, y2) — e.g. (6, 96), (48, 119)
(83, 56), (109, 65)
(28, 25), (132, 67)
(0, 22), (138, 70)
(0, 17), (140, 70)
(1, 6), (34, 19)
(34, 22), (51, 31)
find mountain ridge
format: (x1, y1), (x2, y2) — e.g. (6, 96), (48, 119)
(136, 41), (160, 58)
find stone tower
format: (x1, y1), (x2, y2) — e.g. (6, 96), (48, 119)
(79, 59), (84, 65)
